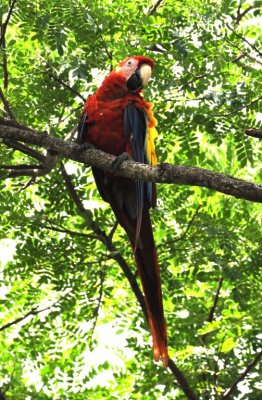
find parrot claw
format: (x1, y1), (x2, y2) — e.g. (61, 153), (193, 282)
(112, 152), (132, 173)
(78, 142), (96, 151)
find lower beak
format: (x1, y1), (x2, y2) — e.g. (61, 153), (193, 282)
(126, 68), (142, 91)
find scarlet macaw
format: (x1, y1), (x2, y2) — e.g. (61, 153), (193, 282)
(77, 56), (168, 367)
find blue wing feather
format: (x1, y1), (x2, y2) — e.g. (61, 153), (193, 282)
(77, 111), (88, 144)
(124, 103), (151, 250)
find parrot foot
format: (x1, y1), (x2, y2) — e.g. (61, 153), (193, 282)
(78, 142), (96, 151)
(112, 152), (132, 173)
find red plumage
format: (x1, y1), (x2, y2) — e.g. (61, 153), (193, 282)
(78, 56), (168, 367)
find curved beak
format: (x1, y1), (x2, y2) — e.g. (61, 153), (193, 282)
(140, 64), (152, 87)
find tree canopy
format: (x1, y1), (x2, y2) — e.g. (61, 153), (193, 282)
(0, 0), (261, 399)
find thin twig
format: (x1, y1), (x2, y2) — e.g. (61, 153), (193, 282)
(0, 0), (18, 89)
(45, 219), (97, 240)
(222, 351), (262, 399)
(108, 221), (119, 241)
(0, 297), (63, 332)
(179, 75), (208, 91)
(1, 146), (59, 177)
(158, 205), (201, 249)
(212, 95), (262, 118)
(44, 69), (86, 102)
(3, 139), (45, 161)
(1, 166), (42, 178)
(233, 51), (262, 66)
(233, 5), (257, 25)
(148, 0), (164, 16)
(201, 277), (223, 344)
(88, 258), (105, 349)
(0, 87), (15, 119)
(245, 128), (262, 140)
(0, 163), (41, 170)
(224, 37), (262, 66)
(206, 277), (223, 323)
(226, 23), (262, 57)
(60, 162), (87, 214)
(0, 0), (18, 47)
(199, 276), (223, 393)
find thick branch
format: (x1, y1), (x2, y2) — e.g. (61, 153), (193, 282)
(0, 125), (261, 203)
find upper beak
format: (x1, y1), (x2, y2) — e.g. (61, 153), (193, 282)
(140, 64), (152, 87)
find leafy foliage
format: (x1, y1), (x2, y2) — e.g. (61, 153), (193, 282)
(0, 0), (261, 399)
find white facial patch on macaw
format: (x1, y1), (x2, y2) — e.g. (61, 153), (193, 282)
(115, 58), (139, 80)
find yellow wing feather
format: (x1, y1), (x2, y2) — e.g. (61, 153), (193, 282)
(145, 102), (158, 166)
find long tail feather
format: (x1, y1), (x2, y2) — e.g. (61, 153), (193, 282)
(91, 169), (168, 366)
(134, 207), (168, 367)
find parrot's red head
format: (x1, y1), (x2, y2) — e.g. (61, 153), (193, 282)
(115, 56), (154, 92)
(96, 56), (154, 100)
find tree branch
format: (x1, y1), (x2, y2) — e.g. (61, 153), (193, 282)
(222, 351), (262, 399)
(0, 124), (261, 203)
(234, 51), (262, 66)
(45, 218), (98, 240)
(158, 205), (201, 249)
(0, 297), (63, 332)
(212, 95), (262, 118)
(1, 148), (59, 178)
(60, 163), (148, 318)
(233, 5), (255, 24)
(61, 164), (198, 399)
(206, 277), (223, 324)
(245, 128), (262, 140)
(201, 277), (223, 344)
(0, 88), (15, 119)
(0, 0), (18, 47)
(44, 68), (86, 102)
(88, 258), (106, 350)
(0, 0), (18, 90)
(226, 23), (262, 57)
(179, 74), (208, 91)
(168, 359), (198, 400)
(3, 138), (45, 161)
(148, 0), (164, 16)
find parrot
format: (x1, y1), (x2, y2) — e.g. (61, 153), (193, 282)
(77, 56), (168, 367)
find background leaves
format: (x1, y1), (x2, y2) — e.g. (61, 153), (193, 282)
(0, 0), (261, 399)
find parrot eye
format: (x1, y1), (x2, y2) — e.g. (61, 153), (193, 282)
(127, 60), (133, 66)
